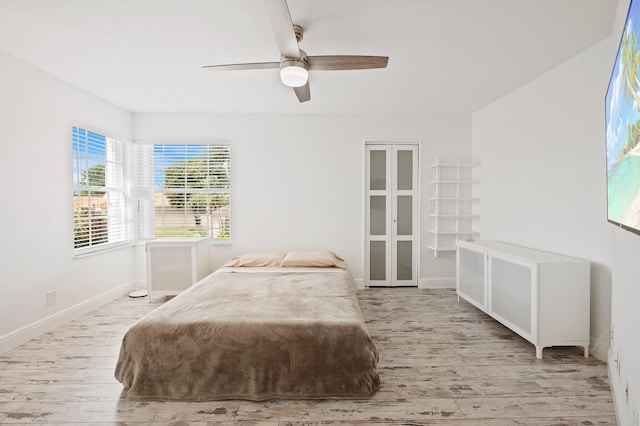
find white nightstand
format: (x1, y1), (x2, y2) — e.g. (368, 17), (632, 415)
(145, 238), (211, 299)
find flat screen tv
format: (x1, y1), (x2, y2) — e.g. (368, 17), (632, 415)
(606, 0), (640, 235)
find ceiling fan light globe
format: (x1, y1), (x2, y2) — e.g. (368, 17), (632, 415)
(280, 63), (308, 87)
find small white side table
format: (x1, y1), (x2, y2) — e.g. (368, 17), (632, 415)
(145, 238), (210, 299)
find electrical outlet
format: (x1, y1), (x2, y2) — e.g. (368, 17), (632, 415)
(46, 291), (56, 306)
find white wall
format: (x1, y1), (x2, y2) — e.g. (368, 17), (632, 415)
(134, 113), (471, 284)
(472, 36), (613, 360)
(611, 225), (640, 424)
(472, 0), (640, 419)
(0, 50), (137, 343)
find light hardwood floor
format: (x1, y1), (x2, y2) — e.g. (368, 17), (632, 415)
(0, 288), (616, 425)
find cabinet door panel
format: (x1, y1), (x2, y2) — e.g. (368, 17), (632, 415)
(457, 246), (485, 309)
(490, 257), (532, 336)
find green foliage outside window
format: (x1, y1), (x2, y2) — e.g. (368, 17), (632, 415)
(73, 205), (108, 248)
(156, 145), (231, 239)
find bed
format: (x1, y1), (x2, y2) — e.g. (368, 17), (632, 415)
(115, 251), (380, 401)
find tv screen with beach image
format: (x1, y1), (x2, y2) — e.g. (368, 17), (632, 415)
(606, 0), (640, 235)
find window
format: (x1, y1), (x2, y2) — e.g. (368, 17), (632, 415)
(135, 143), (231, 240)
(72, 126), (130, 253)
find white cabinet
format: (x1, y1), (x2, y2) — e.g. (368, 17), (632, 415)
(146, 238), (210, 298)
(429, 157), (478, 257)
(456, 240), (590, 359)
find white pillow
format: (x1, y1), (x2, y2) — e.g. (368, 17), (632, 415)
(281, 250), (347, 269)
(222, 252), (286, 267)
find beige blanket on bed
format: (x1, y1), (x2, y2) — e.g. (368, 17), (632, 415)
(115, 267), (380, 401)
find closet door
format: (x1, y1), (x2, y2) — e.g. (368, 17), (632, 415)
(365, 144), (418, 287)
(393, 145), (418, 286)
(366, 145), (392, 286)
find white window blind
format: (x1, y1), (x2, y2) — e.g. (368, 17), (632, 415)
(72, 126), (130, 253)
(135, 143), (231, 240)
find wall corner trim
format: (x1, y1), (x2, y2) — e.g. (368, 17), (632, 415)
(589, 335), (610, 362)
(0, 280), (137, 354)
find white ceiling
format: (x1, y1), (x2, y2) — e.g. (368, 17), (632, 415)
(0, 0), (617, 114)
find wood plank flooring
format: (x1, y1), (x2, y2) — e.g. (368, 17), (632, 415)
(0, 288), (616, 425)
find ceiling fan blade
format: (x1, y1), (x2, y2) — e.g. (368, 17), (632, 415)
(307, 55), (389, 71)
(202, 62), (280, 71)
(264, 0), (300, 59)
(293, 82), (310, 103)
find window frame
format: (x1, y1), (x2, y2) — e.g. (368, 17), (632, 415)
(72, 125), (132, 256)
(134, 140), (231, 243)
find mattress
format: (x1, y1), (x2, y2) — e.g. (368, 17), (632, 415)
(114, 266), (380, 401)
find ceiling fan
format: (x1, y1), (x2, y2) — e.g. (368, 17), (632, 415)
(202, 0), (389, 103)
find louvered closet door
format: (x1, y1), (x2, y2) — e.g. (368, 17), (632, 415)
(365, 144), (418, 287)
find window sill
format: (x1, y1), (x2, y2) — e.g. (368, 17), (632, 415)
(73, 242), (134, 259)
(134, 238), (231, 247)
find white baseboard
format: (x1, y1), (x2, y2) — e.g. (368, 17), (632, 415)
(419, 277), (455, 289)
(0, 280), (137, 354)
(358, 278), (455, 289)
(608, 350), (625, 426)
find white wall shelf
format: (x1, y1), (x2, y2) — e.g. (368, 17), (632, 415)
(429, 157), (479, 257)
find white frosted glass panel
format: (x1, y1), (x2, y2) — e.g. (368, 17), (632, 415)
(370, 196), (386, 235)
(370, 241), (386, 281)
(397, 196), (412, 235)
(491, 257), (532, 335)
(397, 150), (413, 190)
(458, 247), (485, 307)
(370, 150), (386, 190)
(397, 241), (412, 281)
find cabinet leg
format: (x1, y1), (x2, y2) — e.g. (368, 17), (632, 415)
(583, 345), (589, 358)
(536, 346), (543, 359)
